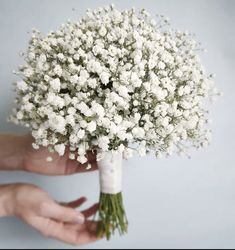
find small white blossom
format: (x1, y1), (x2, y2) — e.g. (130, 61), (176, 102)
(48, 114), (66, 133)
(77, 155), (88, 164)
(57, 53), (65, 61)
(117, 144), (125, 153)
(32, 143), (40, 150)
(158, 61), (166, 70)
(100, 72), (110, 85)
(99, 26), (107, 37)
(46, 156), (53, 162)
(174, 69), (183, 78)
(24, 68), (33, 77)
(55, 144), (66, 156)
(87, 121), (97, 133)
(77, 129), (85, 139)
(98, 136), (110, 151)
(16, 81), (28, 92)
(50, 78), (61, 92)
(70, 75), (79, 84)
(54, 65), (63, 76)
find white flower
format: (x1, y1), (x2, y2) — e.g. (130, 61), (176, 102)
(174, 69), (183, 78)
(93, 45), (103, 55)
(114, 115), (122, 124)
(77, 102), (93, 116)
(85, 163), (91, 170)
(54, 65), (63, 76)
(148, 59), (157, 70)
(117, 144), (125, 153)
(77, 129), (85, 139)
(91, 102), (105, 117)
(32, 143), (40, 150)
(158, 61), (166, 70)
(99, 26), (107, 37)
(16, 81), (28, 92)
(87, 60), (102, 74)
(39, 54), (47, 63)
(117, 130), (127, 140)
(70, 75), (79, 84)
(73, 53), (80, 60)
(69, 153), (76, 160)
(77, 155), (88, 164)
(47, 94), (65, 108)
(78, 143), (86, 155)
(24, 103), (34, 111)
(156, 151), (163, 159)
(16, 111), (23, 120)
(48, 114), (66, 133)
(118, 85), (129, 98)
(109, 122), (119, 134)
(28, 52), (35, 60)
(143, 82), (151, 92)
(66, 115), (75, 126)
(132, 127), (145, 138)
(24, 68), (33, 77)
(98, 136), (110, 151)
(87, 121), (97, 133)
(67, 107), (76, 115)
(46, 156), (53, 162)
(100, 72), (110, 85)
(57, 53), (65, 61)
(55, 144), (66, 156)
(88, 78), (98, 88)
(50, 78), (61, 92)
(11, 5), (219, 163)
(131, 72), (141, 88)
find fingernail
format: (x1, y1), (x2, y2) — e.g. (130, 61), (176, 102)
(77, 214), (85, 224)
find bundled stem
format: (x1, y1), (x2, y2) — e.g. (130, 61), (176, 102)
(97, 192), (128, 240)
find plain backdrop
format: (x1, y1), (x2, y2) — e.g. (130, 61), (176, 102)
(0, 0), (234, 249)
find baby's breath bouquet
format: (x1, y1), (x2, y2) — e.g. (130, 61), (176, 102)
(11, 5), (220, 240)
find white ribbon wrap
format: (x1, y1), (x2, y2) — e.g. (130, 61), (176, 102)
(98, 152), (123, 195)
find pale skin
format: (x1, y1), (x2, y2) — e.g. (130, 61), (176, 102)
(0, 134), (100, 246)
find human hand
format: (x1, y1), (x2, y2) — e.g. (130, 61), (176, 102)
(0, 134), (97, 175)
(1, 184), (100, 245)
(23, 135), (98, 175)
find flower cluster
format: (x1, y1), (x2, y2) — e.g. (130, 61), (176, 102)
(11, 5), (220, 163)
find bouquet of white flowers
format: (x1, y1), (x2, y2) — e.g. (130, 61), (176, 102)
(11, 5), (220, 240)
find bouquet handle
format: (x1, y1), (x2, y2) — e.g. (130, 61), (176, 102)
(97, 152), (128, 240)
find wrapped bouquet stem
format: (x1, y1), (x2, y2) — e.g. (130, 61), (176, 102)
(10, 5), (220, 240)
(97, 152), (128, 239)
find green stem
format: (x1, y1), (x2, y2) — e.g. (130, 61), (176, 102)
(97, 192), (128, 240)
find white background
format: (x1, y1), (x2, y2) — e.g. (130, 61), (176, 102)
(0, 0), (234, 248)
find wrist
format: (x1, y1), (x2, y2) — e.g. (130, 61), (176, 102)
(0, 184), (17, 217)
(0, 134), (31, 171)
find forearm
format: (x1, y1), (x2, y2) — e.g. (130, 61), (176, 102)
(0, 134), (28, 171)
(0, 184), (16, 217)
